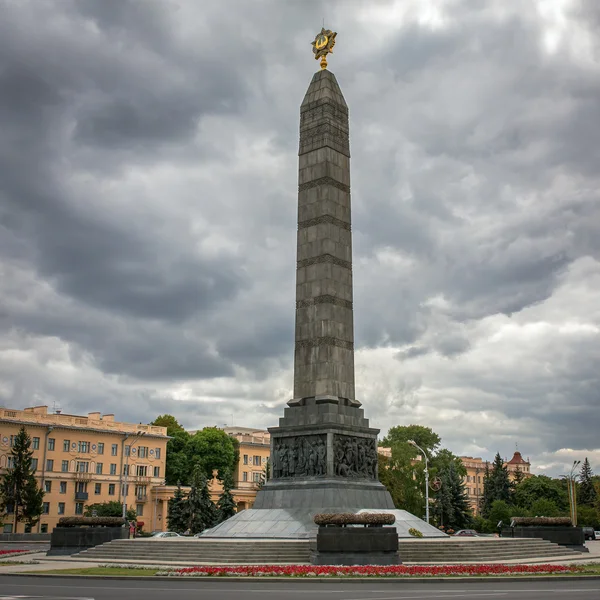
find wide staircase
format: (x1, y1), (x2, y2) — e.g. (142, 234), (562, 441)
(73, 537), (581, 565)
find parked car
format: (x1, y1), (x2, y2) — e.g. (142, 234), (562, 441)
(582, 527), (595, 541)
(453, 529), (478, 537)
(151, 531), (181, 538)
(595, 531), (600, 540)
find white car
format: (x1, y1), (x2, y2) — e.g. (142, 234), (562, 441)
(595, 531), (600, 540)
(151, 531), (181, 538)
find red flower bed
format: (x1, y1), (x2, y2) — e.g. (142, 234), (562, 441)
(0, 550), (26, 557)
(167, 564), (581, 578)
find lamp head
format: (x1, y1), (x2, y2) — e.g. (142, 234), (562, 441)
(407, 440), (416, 446)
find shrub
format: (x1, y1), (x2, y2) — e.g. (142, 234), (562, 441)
(57, 516), (125, 528)
(408, 528), (423, 538)
(510, 517), (572, 527)
(314, 513), (396, 526)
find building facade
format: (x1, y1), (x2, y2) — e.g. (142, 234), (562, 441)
(0, 406), (168, 533)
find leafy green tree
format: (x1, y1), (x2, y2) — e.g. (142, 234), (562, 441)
(188, 428), (236, 479)
(150, 414), (185, 435)
(216, 470), (237, 523)
(167, 484), (188, 534)
(381, 425), (441, 458)
(577, 505), (599, 528)
(481, 453), (511, 517)
(431, 449), (467, 479)
(84, 501), (135, 521)
(0, 426), (44, 531)
(187, 464), (217, 535)
(512, 475), (569, 513)
(530, 498), (561, 517)
(432, 462), (472, 530)
(151, 415), (191, 485)
(578, 458), (597, 506)
(487, 500), (512, 526)
(378, 452), (425, 517)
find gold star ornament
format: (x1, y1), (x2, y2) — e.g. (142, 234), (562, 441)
(311, 28), (337, 70)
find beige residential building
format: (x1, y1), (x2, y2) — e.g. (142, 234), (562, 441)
(0, 406), (168, 533)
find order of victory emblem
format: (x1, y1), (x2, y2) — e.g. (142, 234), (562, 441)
(311, 27), (337, 70)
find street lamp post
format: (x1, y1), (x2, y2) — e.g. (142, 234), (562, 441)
(408, 440), (429, 524)
(122, 431), (146, 521)
(568, 460), (580, 527)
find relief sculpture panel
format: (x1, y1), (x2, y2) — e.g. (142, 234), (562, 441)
(333, 434), (378, 480)
(272, 434), (327, 479)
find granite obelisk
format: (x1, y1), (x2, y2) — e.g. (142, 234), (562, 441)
(202, 30), (443, 538)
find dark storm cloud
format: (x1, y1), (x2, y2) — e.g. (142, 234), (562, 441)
(1, 0), (599, 474)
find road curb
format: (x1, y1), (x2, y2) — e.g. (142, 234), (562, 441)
(1, 573), (600, 583)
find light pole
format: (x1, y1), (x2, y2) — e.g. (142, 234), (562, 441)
(568, 460), (580, 527)
(408, 440), (429, 524)
(122, 431), (146, 520)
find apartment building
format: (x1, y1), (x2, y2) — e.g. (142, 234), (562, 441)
(0, 405), (168, 533)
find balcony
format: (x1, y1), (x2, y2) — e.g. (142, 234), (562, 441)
(135, 494), (149, 502)
(74, 491), (89, 501)
(132, 475), (151, 484)
(74, 472), (92, 482)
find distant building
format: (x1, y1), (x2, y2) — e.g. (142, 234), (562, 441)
(0, 405), (168, 533)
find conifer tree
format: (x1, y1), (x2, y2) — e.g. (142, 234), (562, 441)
(482, 453), (511, 517)
(433, 461), (473, 530)
(186, 463), (217, 535)
(0, 426), (44, 532)
(167, 483), (188, 534)
(216, 470), (237, 523)
(578, 458), (597, 506)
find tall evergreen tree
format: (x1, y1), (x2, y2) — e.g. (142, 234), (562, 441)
(578, 458), (597, 506)
(433, 462), (473, 530)
(186, 464), (217, 535)
(216, 470), (237, 523)
(482, 453), (511, 517)
(167, 483), (188, 534)
(0, 426), (44, 532)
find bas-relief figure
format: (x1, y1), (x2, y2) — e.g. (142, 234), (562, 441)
(333, 434), (378, 480)
(272, 435), (327, 478)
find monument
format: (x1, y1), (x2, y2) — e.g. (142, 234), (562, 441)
(203, 29), (444, 539)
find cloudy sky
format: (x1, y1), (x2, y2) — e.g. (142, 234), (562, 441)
(1, 0), (599, 477)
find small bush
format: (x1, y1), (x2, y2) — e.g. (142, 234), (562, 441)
(408, 528), (423, 538)
(314, 513), (396, 526)
(57, 516), (126, 528)
(510, 517), (572, 527)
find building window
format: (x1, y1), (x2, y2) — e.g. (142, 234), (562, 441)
(60, 481), (67, 494)
(42, 502), (50, 515)
(135, 485), (147, 500)
(46, 459), (54, 472)
(243, 455), (248, 465)
(138, 446), (148, 458)
(108, 484), (115, 496)
(155, 448), (161, 459)
(44, 481), (52, 493)
(61, 460), (69, 473)
(111, 444), (118, 456)
(76, 482), (87, 493)
(97, 442), (104, 455)
(124, 446), (131, 457)
(153, 466), (160, 478)
(96, 463), (103, 475)
(110, 463), (117, 475)
(48, 438), (55, 451)
(136, 465), (147, 477)
(94, 483), (101, 495)
(242, 472), (248, 482)
(3, 524), (13, 533)
(252, 472), (262, 482)
(78, 441), (90, 453)
(7, 457), (14, 469)
(31, 458), (38, 471)
(122, 484), (129, 497)
(253, 456), (261, 466)
(63, 439), (71, 452)
(75, 502), (84, 515)
(123, 464), (129, 476)
(136, 504), (144, 517)
(58, 503), (65, 515)
(41, 523), (48, 533)
(76, 461), (89, 473)
(32, 437), (40, 450)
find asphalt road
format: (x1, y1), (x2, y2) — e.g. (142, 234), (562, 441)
(0, 577), (599, 600)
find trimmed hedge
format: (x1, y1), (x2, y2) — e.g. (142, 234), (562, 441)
(57, 516), (126, 528)
(510, 517), (572, 527)
(314, 513), (396, 526)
